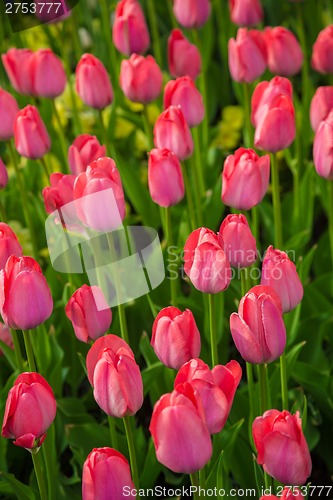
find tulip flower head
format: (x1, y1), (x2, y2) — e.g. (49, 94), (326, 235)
(218, 214), (257, 268)
(168, 29), (202, 80)
(112, 0), (150, 56)
(148, 148), (185, 207)
(229, 0), (263, 27)
(228, 28), (267, 84)
(68, 134), (106, 175)
(14, 105), (51, 159)
(0, 88), (19, 141)
(264, 27), (303, 77)
(311, 25), (333, 74)
(120, 54), (163, 104)
(163, 76), (205, 127)
(154, 106), (194, 161)
(76, 54), (113, 109)
(310, 86), (333, 132)
(313, 109), (333, 180)
(173, 0), (211, 29)
(0, 223), (23, 271)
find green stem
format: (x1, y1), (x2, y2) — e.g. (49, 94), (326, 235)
(100, 0), (117, 82)
(270, 153), (283, 248)
(0, 199), (6, 222)
(108, 416), (119, 450)
(146, 0), (162, 66)
(123, 416), (140, 495)
(182, 162), (197, 230)
(142, 106), (154, 150)
(328, 182), (333, 271)
(167, 0), (177, 28)
(165, 207), (177, 306)
(190, 472), (200, 500)
(243, 82), (253, 148)
(98, 110), (110, 156)
(10, 329), (24, 372)
(188, 156), (203, 226)
(22, 329), (36, 372)
(251, 205), (259, 243)
(208, 294), (218, 366)
(199, 467), (206, 489)
(42, 425), (57, 500)
(51, 99), (68, 170)
(280, 350), (289, 411)
(192, 29), (209, 149)
(192, 126), (206, 195)
(258, 363), (267, 415)
(39, 157), (51, 180)
(31, 451), (48, 500)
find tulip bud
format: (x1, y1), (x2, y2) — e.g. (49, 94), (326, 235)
(30, 49), (66, 98)
(260, 246), (303, 313)
(229, 0), (263, 26)
(0, 322), (13, 356)
(253, 409), (312, 485)
(1, 48), (33, 95)
(264, 27), (303, 77)
(151, 306), (201, 369)
(0, 255), (53, 330)
(311, 26), (333, 74)
(112, 0), (150, 56)
(14, 105), (51, 159)
(0, 88), (19, 141)
(154, 106), (194, 161)
(310, 86), (333, 132)
(175, 359), (241, 434)
(168, 29), (202, 80)
(230, 285), (286, 364)
(120, 54), (163, 104)
(0, 223), (23, 271)
(82, 447), (135, 500)
(76, 54), (113, 109)
(260, 487), (304, 500)
(184, 227), (232, 294)
(313, 110), (333, 180)
(222, 148), (270, 210)
(68, 134), (106, 176)
(0, 159), (8, 189)
(86, 335), (143, 418)
(228, 28), (267, 84)
(148, 148), (185, 207)
(2, 372), (56, 449)
(173, 0), (211, 29)
(163, 76), (204, 127)
(42, 173), (76, 215)
(149, 382), (212, 473)
(218, 214), (257, 268)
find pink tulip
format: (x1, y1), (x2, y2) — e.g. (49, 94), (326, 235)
(0, 88), (19, 141)
(228, 28), (267, 83)
(253, 410), (312, 485)
(0, 223), (23, 271)
(151, 306), (201, 369)
(173, 0), (211, 29)
(218, 214), (257, 268)
(0, 159), (8, 189)
(30, 49), (66, 98)
(222, 148), (270, 210)
(82, 447), (135, 500)
(264, 27), (303, 76)
(313, 110), (333, 180)
(68, 134), (106, 175)
(260, 245), (303, 313)
(229, 0), (263, 26)
(2, 372), (56, 449)
(0, 255), (53, 330)
(184, 227), (231, 294)
(154, 106), (194, 161)
(149, 382), (212, 473)
(42, 173), (76, 215)
(0, 322), (13, 356)
(86, 335), (143, 418)
(14, 105), (51, 159)
(148, 148), (185, 207)
(310, 86), (333, 132)
(311, 26), (333, 74)
(163, 76), (204, 127)
(230, 285), (286, 364)
(1, 48), (33, 95)
(76, 54), (113, 109)
(112, 0), (150, 56)
(260, 487), (303, 500)
(120, 54), (163, 103)
(175, 359), (241, 434)
(168, 29), (202, 80)
(66, 285), (112, 343)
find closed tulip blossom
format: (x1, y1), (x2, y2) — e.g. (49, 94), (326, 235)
(173, 0), (211, 29)
(175, 359), (241, 434)
(163, 77), (204, 127)
(310, 87), (333, 132)
(0, 255), (53, 330)
(222, 148), (270, 210)
(76, 54), (113, 109)
(30, 49), (66, 98)
(82, 447), (135, 500)
(253, 410), (312, 485)
(0, 223), (23, 271)
(264, 27), (303, 76)
(86, 335), (143, 418)
(311, 25), (333, 74)
(168, 29), (202, 80)
(148, 148), (185, 207)
(2, 372), (56, 449)
(230, 285), (286, 364)
(42, 173), (76, 215)
(66, 285), (112, 343)
(0, 159), (8, 189)
(149, 382), (212, 473)
(184, 227), (231, 294)
(260, 487), (303, 500)
(154, 106), (194, 161)
(261, 246), (303, 313)
(2, 48), (34, 95)
(151, 306), (201, 369)
(313, 110), (333, 180)
(229, 0), (263, 26)
(0, 88), (19, 141)
(218, 214), (257, 268)
(68, 134), (106, 175)
(112, 0), (150, 56)
(14, 105), (51, 159)
(0, 322), (13, 355)
(228, 28), (267, 83)
(120, 54), (163, 104)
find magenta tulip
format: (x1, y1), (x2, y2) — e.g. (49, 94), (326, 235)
(1, 48), (34, 95)
(148, 148), (184, 207)
(264, 27), (303, 76)
(311, 26), (333, 74)
(68, 134), (106, 176)
(14, 105), (51, 159)
(310, 86), (333, 132)
(168, 29), (202, 80)
(76, 54), (113, 109)
(42, 173), (76, 214)
(313, 110), (333, 180)
(112, 0), (150, 56)
(228, 28), (267, 83)
(173, 0), (211, 29)
(0, 223), (23, 271)
(30, 49), (66, 98)
(120, 54), (163, 104)
(229, 0), (263, 26)
(154, 106), (194, 161)
(0, 88), (19, 141)
(163, 76), (204, 127)
(218, 214), (257, 268)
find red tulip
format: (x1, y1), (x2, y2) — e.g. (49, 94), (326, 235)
(229, 0), (263, 26)
(148, 148), (184, 207)
(260, 487), (303, 500)
(0, 88), (19, 141)
(112, 0), (150, 56)
(264, 27), (303, 76)
(1, 48), (33, 95)
(310, 86), (333, 132)
(14, 105), (51, 159)
(311, 26), (333, 74)
(0, 255), (53, 330)
(154, 106), (194, 161)
(173, 0), (211, 29)
(0, 223), (23, 271)
(30, 49), (66, 98)
(168, 29), (202, 80)
(163, 76), (204, 127)
(0, 159), (8, 189)
(218, 214), (257, 268)
(68, 134), (106, 176)
(313, 109), (333, 180)
(120, 54), (163, 103)
(42, 173), (76, 215)
(76, 54), (113, 109)
(228, 28), (267, 83)
(2, 372), (56, 449)
(253, 410), (312, 485)
(0, 322), (13, 356)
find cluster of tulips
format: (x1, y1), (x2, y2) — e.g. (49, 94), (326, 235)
(0, 0), (333, 498)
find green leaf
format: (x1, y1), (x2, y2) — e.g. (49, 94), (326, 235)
(0, 472), (37, 500)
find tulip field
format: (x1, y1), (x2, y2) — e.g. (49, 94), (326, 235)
(1, 0), (333, 498)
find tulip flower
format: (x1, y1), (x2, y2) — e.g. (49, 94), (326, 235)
(260, 487), (303, 500)
(222, 148), (270, 210)
(2, 372), (56, 449)
(184, 227), (231, 294)
(163, 76), (204, 127)
(175, 359), (241, 434)
(149, 382), (212, 473)
(86, 335), (143, 418)
(218, 214), (257, 268)
(229, 0), (263, 26)
(228, 28), (267, 84)
(112, 0), (150, 56)
(311, 25), (333, 74)
(0, 322), (13, 356)
(313, 110), (333, 180)
(310, 86), (333, 132)
(0, 255), (53, 330)
(168, 29), (202, 80)
(82, 447), (135, 500)
(151, 306), (201, 369)
(0, 223), (23, 271)
(148, 148), (185, 207)
(30, 49), (66, 98)
(66, 285), (112, 343)
(264, 27), (303, 76)
(173, 0), (211, 29)
(120, 54), (163, 103)
(154, 106), (194, 161)
(76, 54), (113, 109)
(1, 48), (34, 95)
(230, 285), (286, 364)
(68, 134), (106, 175)
(0, 88), (19, 141)
(260, 245), (303, 313)
(35, 0), (71, 22)
(0, 159), (8, 189)
(42, 173), (76, 215)
(14, 105), (51, 159)
(253, 409), (312, 485)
